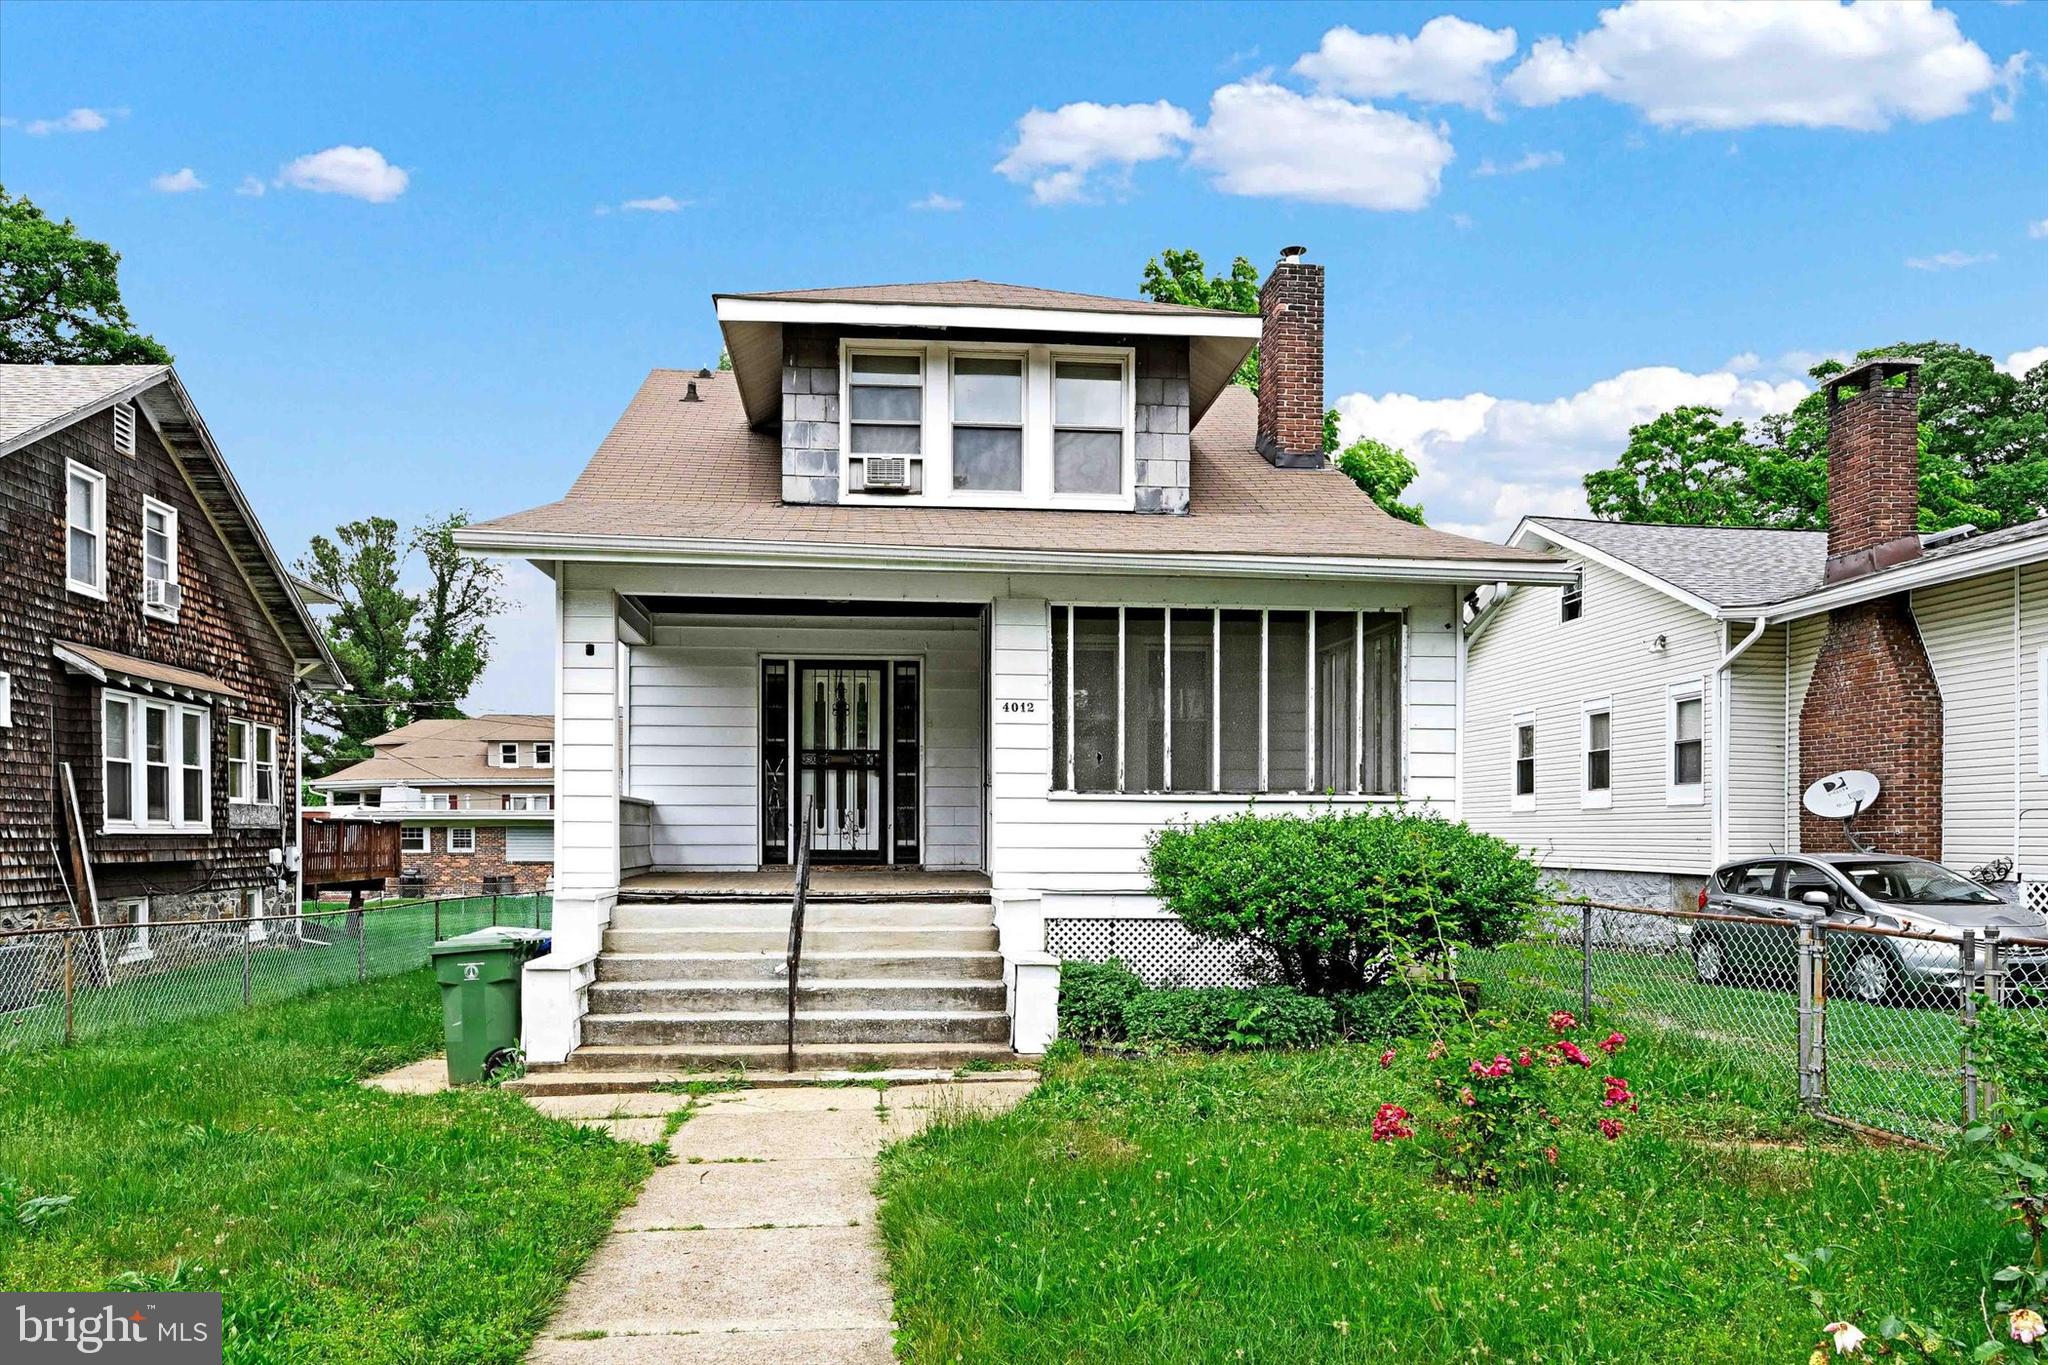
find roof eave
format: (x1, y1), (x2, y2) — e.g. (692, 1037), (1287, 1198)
(1758, 532), (2048, 623)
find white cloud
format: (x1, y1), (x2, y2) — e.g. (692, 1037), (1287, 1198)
(619, 195), (685, 213)
(2029, 217), (2048, 240)
(1334, 362), (1809, 541)
(994, 99), (1195, 204)
(1905, 249), (1996, 270)
(235, 176), (265, 197)
(1503, 0), (2012, 131)
(22, 107), (110, 135)
(276, 145), (408, 203)
(1293, 16), (1519, 112)
(149, 167), (205, 194)
(909, 191), (963, 211)
(1188, 80), (1453, 210)
(2001, 346), (2048, 378)
(1474, 149), (1563, 177)
(1991, 51), (2031, 121)
(461, 561), (556, 716)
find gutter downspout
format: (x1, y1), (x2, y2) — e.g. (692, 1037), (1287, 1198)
(1713, 616), (1770, 867)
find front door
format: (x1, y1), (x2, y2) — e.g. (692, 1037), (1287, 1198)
(761, 658), (922, 866)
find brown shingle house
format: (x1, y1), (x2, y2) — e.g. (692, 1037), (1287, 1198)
(0, 365), (342, 952)
(308, 714), (555, 897)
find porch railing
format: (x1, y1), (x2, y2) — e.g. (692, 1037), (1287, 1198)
(784, 805), (814, 1072)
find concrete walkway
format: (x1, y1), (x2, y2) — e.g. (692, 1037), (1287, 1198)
(521, 1080), (1034, 1363)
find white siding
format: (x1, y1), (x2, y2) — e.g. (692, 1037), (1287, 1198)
(1465, 557), (1719, 874)
(1725, 622), (1791, 858)
(989, 579), (1462, 895)
(554, 579), (621, 897)
(1916, 568), (2023, 872)
(2021, 563), (2048, 875)
(629, 617), (985, 870)
(1783, 612), (1828, 851)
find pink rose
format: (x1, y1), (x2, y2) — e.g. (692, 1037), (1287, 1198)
(1598, 1031), (1626, 1055)
(1378, 1048), (1396, 1069)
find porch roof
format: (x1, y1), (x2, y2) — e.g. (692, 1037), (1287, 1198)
(462, 373), (1558, 574)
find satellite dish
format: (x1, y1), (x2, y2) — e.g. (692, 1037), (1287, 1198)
(1803, 770), (1880, 819)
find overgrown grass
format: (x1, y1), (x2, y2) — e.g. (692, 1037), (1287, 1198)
(878, 1038), (2005, 1362)
(0, 969), (650, 1364)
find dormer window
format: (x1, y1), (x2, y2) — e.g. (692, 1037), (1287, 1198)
(499, 742), (520, 767)
(839, 341), (1133, 510)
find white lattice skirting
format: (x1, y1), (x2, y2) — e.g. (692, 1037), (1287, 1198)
(1043, 917), (1260, 988)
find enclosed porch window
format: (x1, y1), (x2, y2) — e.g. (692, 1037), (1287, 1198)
(1050, 604), (1403, 796)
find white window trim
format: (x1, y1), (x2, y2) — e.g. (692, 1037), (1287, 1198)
(447, 826), (477, 853)
(498, 742), (519, 768)
(141, 495), (180, 621)
(227, 720), (252, 803)
(114, 897), (153, 963)
(65, 460), (108, 600)
(400, 825), (430, 854)
(254, 724), (277, 805)
(0, 668), (10, 728)
(534, 741), (552, 767)
(102, 687), (211, 833)
(1511, 710), (1538, 813)
(1666, 676), (1707, 807)
(838, 339), (1136, 512)
(1580, 696), (1613, 810)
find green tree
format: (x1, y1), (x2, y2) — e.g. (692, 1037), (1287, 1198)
(1139, 248), (1260, 389)
(0, 188), (171, 364)
(1583, 406), (1766, 525)
(1336, 437), (1426, 524)
(295, 513), (506, 775)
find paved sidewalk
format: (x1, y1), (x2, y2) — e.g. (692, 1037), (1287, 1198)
(521, 1081), (1035, 1363)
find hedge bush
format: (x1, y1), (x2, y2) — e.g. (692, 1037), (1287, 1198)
(1057, 959), (1143, 1043)
(1331, 981), (1468, 1042)
(1123, 985), (1337, 1051)
(1146, 808), (1543, 995)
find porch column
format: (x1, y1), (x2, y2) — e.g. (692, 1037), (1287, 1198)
(524, 578), (623, 1064)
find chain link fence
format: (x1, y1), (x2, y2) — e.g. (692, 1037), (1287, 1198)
(0, 893), (551, 1053)
(1457, 901), (2048, 1144)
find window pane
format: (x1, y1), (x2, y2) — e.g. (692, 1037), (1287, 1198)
(1071, 608), (1119, 793)
(106, 762), (132, 821)
(952, 427), (1023, 491)
(1218, 611), (1262, 791)
(953, 357), (1022, 424)
(257, 728), (274, 762)
(1055, 361), (1122, 427)
(852, 353), (919, 379)
(183, 767), (203, 821)
(1123, 610), (1165, 792)
(145, 709), (168, 763)
(1054, 429), (1121, 494)
(850, 422), (922, 455)
(103, 700), (130, 759)
(68, 472), (93, 526)
(1314, 612), (1356, 793)
(1360, 617), (1401, 794)
(1589, 711), (1610, 751)
(1675, 739), (1703, 786)
(1676, 697), (1702, 743)
(1516, 756), (1536, 796)
(69, 528), (96, 585)
(1170, 609), (1213, 792)
(1051, 609), (1069, 790)
(849, 385), (922, 422)
(229, 723), (246, 761)
(147, 766), (169, 822)
(1517, 725), (1536, 760)
(1588, 749), (1611, 791)
(1266, 612), (1309, 791)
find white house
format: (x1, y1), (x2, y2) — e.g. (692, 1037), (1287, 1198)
(1466, 358), (2048, 910)
(458, 253), (1570, 1070)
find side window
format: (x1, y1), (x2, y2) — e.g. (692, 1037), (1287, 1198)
(1783, 863), (1841, 908)
(1511, 714), (1537, 812)
(498, 742), (519, 767)
(1718, 861), (1781, 897)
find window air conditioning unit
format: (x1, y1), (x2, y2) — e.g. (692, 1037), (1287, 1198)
(863, 456), (911, 493)
(144, 578), (182, 612)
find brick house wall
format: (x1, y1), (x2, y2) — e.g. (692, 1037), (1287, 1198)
(1256, 251), (1325, 468)
(393, 824), (552, 896)
(0, 401), (299, 929)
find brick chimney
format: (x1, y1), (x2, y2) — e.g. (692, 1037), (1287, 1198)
(1256, 245), (1325, 469)
(1797, 354), (1942, 859)
(1822, 357), (1923, 583)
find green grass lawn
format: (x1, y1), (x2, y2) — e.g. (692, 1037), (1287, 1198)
(877, 1035), (2006, 1363)
(0, 968), (648, 1364)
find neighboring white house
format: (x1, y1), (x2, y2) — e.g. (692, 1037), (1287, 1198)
(457, 254), (1571, 1066)
(1467, 358), (2048, 910)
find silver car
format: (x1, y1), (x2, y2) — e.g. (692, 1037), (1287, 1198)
(1695, 853), (2048, 1005)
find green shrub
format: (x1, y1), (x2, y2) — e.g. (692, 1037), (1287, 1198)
(1146, 809), (1543, 995)
(1332, 981), (1468, 1042)
(1124, 986), (1337, 1051)
(1058, 959), (1143, 1043)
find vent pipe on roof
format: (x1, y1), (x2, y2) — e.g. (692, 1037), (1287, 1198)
(682, 381), (701, 402)
(697, 367), (712, 378)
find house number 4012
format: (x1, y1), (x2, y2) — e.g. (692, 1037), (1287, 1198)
(1001, 700), (1038, 714)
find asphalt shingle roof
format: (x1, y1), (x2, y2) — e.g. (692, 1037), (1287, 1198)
(469, 370), (1554, 564)
(318, 715), (555, 787)
(0, 364), (168, 452)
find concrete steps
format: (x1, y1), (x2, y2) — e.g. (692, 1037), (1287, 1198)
(577, 895), (1013, 1062)
(519, 1042), (1032, 1091)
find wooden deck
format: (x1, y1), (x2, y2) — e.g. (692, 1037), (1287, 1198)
(618, 868), (992, 902)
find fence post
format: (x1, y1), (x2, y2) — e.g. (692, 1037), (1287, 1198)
(241, 924), (253, 1007)
(1796, 921), (1829, 1111)
(433, 897), (442, 942)
(491, 894), (500, 928)
(357, 910), (367, 982)
(1960, 930), (1980, 1126)
(1579, 903), (1595, 1018)
(62, 930), (76, 1046)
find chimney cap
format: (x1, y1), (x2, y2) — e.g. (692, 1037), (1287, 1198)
(1824, 355), (1923, 405)
(1279, 244), (1308, 264)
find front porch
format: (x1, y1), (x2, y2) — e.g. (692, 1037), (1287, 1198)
(620, 868), (993, 900)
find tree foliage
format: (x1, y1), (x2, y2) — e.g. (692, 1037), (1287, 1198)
(0, 188), (171, 364)
(1139, 247), (1260, 389)
(1585, 343), (2048, 531)
(1337, 437), (1426, 524)
(295, 513), (506, 774)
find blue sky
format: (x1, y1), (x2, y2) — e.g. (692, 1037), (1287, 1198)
(3, 0), (2042, 713)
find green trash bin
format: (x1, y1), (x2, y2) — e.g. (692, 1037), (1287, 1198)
(430, 927), (549, 1084)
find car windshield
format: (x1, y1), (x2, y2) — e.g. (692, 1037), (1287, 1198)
(1837, 860), (2001, 906)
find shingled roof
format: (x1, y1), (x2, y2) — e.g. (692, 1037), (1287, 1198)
(715, 280), (1242, 317)
(465, 370), (1556, 567)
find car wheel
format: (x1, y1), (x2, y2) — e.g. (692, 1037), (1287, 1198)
(1838, 947), (1895, 1006)
(1693, 932), (1727, 985)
